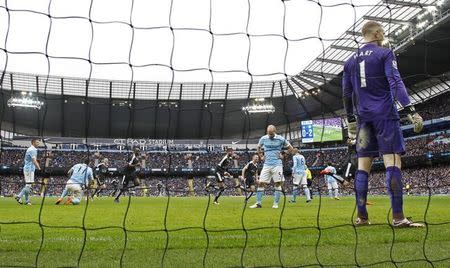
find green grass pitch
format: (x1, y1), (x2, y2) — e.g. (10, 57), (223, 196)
(313, 125), (342, 142)
(0, 196), (449, 267)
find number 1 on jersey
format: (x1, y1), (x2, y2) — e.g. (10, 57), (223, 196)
(359, 60), (367, 88)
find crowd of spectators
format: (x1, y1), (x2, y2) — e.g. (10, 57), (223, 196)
(1, 165), (448, 198)
(414, 91), (450, 122)
(404, 132), (449, 156)
(1, 132), (447, 170)
(1, 129), (448, 198)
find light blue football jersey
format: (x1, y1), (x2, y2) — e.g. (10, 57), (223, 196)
(258, 134), (290, 167)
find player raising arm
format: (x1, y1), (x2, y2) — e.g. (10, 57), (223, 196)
(342, 21), (423, 227)
(250, 125), (297, 209)
(15, 139), (41, 205)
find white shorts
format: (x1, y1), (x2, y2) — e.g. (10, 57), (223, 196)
(327, 180), (338, 190)
(259, 165), (284, 184)
(293, 173), (307, 186)
(65, 180), (83, 198)
(24, 171), (35, 184)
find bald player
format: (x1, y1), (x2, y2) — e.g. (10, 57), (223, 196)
(250, 125), (297, 209)
(343, 21), (423, 227)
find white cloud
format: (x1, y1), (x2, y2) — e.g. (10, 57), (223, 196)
(0, 0), (378, 82)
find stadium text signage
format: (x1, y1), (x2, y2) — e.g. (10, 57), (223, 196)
(114, 139), (175, 146)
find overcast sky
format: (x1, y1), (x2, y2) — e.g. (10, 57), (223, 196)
(0, 0), (377, 82)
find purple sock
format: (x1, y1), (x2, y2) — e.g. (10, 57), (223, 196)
(386, 166), (404, 218)
(355, 170), (369, 219)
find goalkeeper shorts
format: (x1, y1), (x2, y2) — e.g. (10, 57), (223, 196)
(356, 119), (405, 157)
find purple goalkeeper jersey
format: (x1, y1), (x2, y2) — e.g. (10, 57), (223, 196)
(342, 43), (411, 122)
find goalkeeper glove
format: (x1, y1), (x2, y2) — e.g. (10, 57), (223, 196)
(402, 105), (423, 133)
(346, 116), (357, 140)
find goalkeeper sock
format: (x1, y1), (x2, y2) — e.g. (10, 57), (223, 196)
(291, 186), (298, 202)
(355, 170), (369, 219)
(386, 166), (404, 219)
(256, 187), (264, 204)
(274, 186), (282, 205)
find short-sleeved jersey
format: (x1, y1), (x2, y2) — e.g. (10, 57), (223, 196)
(69, 163), (93, 185)
(124, 154), (140, 174)
(95, 163), (108, 179)
(292, 154), (306, 175)
(23, 146), (38, 172)
(216, 154), (233, 173)
(324, 166), (337, 182)
(342, 43), (411, 122)
(244, 161), (258, 179)
(258, 134), (290, 167)
(306, 168), (312, 180)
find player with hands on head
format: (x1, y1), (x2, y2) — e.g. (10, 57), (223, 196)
(250, 125), (297, 209)
(342, 21), (423, 227)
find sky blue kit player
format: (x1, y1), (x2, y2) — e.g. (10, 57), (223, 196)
(56, 159), (94, 205)
(69, 163), (94, 185)
(250, 125), (296, 209)
(290, 152), (311, 203)
(324, 164), (339, 199)
(343, 21), (424, 227)
(15, 139), (41, 205)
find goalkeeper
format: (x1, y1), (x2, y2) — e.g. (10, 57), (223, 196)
(342, 21), (424, 227)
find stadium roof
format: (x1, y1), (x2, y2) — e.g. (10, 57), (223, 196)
(290, 0), (447, 97)
(1, 0), (449, 139)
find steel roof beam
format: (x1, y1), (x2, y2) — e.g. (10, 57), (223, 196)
(383, 0), (432, 8)
(302, 71), (338, 80)
(316, 58), (346, 65)
(330, 45), (359, 52)
(295, 75), (321, 89)
(363, 15), (411, 25)
(294, 76), (342, 100)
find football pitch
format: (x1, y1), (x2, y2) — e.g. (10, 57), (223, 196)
(0, 196), (449, 267)
(312, 125), (342, 142)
